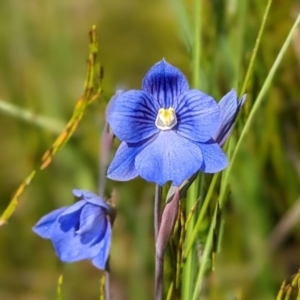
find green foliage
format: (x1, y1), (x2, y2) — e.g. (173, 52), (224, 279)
(0, 0), (300, 299)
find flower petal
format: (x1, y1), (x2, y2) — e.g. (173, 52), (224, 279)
(72, 189), (110, 211)
(33, 207), (67, 239)
(107, 141), (145, 181)
(135, 131), (203, 186)
(77, 204), (107, 244)
(86, 197), (110, 211)
(107, 90), (159, 143)
(105, 90), (125, 120)
(175, 90), (220, 142)
(198, 140), (228, 173)
(73, 189), (98, 199)
(58, 200), (86, 232)
(213, 90), (246, 146)
(91, 220), (112, 270)
(51, 212), (110, 263)
(142, 59), (189, 108)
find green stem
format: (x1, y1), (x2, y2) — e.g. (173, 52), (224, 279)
(56, 274), (63, 300)
(105, 271), (110, 300)
(182, 0), (202, 298)
(166, 281), (174, 300)
(232, 0), (248, 89)
(191, 203), (218, 300)
(220, 12), (300, 207)
(182, 175), (199, 300)
(172, 0), (193, 51)
(240, 0), (273, 96)
(192, 0), (201, 89)
(184, 173), (219, 257)
(0, 99), (64, 133)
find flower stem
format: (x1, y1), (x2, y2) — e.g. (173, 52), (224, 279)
(155, 188), (180, 300)
(154, 184), (163, 300)
(154, 185), (163, 240)
(105, 270), (110, 300)
(155, 249), (164, 300)
(98, 149), (106, 198)
(99, 123), (114, 299)
(99, 123), (114, 198)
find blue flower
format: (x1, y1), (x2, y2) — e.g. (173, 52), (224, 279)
(213, 90), (246, 147)
(107, 59), (228, 186)
(166, 90), (246, 201)
(33, 189), (112, 270)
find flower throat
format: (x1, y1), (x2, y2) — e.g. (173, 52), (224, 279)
(155, 108), (177, 130)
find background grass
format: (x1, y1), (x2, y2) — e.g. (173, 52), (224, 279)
(0, 0), (299, 299)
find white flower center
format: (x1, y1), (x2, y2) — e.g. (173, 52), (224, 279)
(155, 108), (177, 130)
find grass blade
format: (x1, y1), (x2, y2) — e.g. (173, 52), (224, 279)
(0, 25), (102, 224)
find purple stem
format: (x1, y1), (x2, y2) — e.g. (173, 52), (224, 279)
(99, 122), (114, 198)
(155, 250), (164, 300)
(155, 188), (180, 300)
(154, 185), (163, 240)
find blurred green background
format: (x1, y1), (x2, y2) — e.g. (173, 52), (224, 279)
(0, 0), (299, 299)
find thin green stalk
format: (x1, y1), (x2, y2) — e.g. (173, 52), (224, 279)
(175, 210), (185, 288)
(182, 1), (202, 298)
(191, 203), (218, 300)
(182, 175), (199, 300)
(240, 0), (273, 96)
(105, 271), (110, 300)
(166, 281), (174, 300)
(56, 274), (63, 300)
(275, 281), (285, 300)
(192, 0), (201, 89)
(172, 0), (193, 51)
(99, 273), (105, 300)
(189, 11), (300, 300)
(284, 287), (292, 300)
(0, 24), (102, 224)
(0, 98), (64, 133)
(184, 173), (220, 257)
(232, 0), (248, 90)
(220, 12), (300, 207)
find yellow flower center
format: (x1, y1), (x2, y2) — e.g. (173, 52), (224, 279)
(155, 108), (177, 130)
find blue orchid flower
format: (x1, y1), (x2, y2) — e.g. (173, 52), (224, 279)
(106, 59), (229, 186)
(33, 189), (112, 270)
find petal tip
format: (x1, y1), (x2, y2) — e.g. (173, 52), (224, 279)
(239, 94), (247, 106)
(72, 189), (83, 197)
